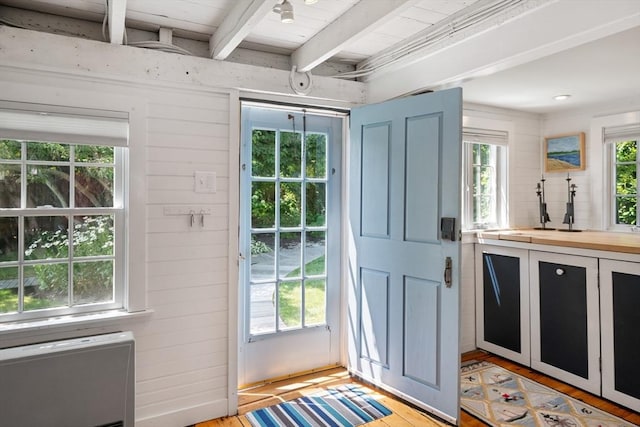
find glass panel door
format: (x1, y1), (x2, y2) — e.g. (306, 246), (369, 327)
(239, 103), (343, 385)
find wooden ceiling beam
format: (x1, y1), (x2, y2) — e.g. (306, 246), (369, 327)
(209, 0), (273, 60)
(107, 0), (127, 45)
(291, 0), (418, 73)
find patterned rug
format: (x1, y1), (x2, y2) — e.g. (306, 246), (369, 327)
(245, 384), (391, 427)
(461, 361), (633, 427)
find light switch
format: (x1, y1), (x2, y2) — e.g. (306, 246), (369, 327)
(194, 171), (216, 193)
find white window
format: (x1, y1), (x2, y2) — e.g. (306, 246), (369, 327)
(605, 123), (640, 229)
(462, 127), (508, 230)
(0, 106), (128, 322)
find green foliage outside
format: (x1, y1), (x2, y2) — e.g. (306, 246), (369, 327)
(279, 255), (326, 327)
(250, 129), (327, 230)
(472, 143), (495, 225)
(0, 140), (116, 313)
(24, 215), (114, 306)
(615, 140), (638, 225)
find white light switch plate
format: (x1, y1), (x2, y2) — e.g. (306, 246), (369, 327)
(194, 171), (216, 193)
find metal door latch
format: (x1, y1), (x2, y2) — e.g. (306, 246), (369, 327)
(444, 256), (452, 288)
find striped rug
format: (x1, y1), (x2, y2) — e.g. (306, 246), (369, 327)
(245, 384), (392, 427)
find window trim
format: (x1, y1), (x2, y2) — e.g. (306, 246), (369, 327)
(0, 104), (130, 323)
(462, 141), (508, 230)
(461, 115), (513, 231)
(606, 133), (640, 231)
(592, 111), (640, 231)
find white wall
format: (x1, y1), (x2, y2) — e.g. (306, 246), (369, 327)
(0, 26), (362, 427)
(542, 96), (640, 230)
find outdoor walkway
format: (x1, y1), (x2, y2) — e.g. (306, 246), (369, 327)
(249, 242), (325, 333)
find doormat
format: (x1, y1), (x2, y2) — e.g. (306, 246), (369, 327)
(245, 384), (391, 427)
(461, 361), (634, 426)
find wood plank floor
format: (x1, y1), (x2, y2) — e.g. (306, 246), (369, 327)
(196, 351), (640, 426)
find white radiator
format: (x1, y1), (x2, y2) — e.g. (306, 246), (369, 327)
(0, 331), (135, 427)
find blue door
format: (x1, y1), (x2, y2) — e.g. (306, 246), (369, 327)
(348, 89), (462, 423)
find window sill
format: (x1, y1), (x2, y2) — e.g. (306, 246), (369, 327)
(0, 309), (153, 339)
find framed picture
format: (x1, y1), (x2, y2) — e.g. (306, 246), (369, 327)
(544, 132), (585, 172)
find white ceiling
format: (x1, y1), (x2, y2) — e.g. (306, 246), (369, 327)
(0, 0), (639, 114)
(460, 25), (640, 114)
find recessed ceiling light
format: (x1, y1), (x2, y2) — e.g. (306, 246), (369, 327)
(305, 0), (319, 4)
(553, 94), (571, 101)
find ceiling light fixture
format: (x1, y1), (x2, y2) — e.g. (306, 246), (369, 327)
(553, 94), (571, 101)
(273, 0), (294, 23)
(304, 0), (319, 4)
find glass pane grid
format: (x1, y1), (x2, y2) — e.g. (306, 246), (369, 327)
(249, 126), (328, 335)
(0, 140), (122, 319)
(614, 140), (639, 225)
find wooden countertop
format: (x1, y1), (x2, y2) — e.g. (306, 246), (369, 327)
(476, 229), (640, 255)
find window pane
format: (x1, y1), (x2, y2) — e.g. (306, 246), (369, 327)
(616, 196), (637, 225)
(306, 183), (326, 226)
(0, 217), (19, 262)
(305, 231), (326, 276)
(0, 164), (21, 208)
(27, 166), (70, 207)
(75, 166), (114, 207)
(250, 281), (276, 334)
(279, 232), (301, 279)
(75, 145), (114, 163)
(306, 133), (327, 178)
(73, 215), (114, 257)
(73, 260), (113, 305)
(278, 280), (301, 329)
(0, 140), (21, 160)
(305, 278), (326, 326)
(250, 233), (275, 281)
(616, 140), (637, 163)
(25, 216), (69, 260)
(252, 129), (275, 177)
(280, 131), (301, 178)
(0, 267), (19, 314)
(27, 142), (69, 161)
(280, 182), (301, 227)
(616, 164), (637, 195)
(23, 263), (68, 310)
(251, 182), (275, 228)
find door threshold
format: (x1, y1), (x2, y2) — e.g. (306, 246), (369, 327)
(239, 363), (343, 391)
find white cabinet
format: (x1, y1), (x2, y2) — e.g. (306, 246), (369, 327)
(529, 251), (600, 395)
(599, 259), (640, 412)
(475, 245), (530, 365)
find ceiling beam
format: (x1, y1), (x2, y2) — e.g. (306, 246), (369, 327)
(291, 0), (418, 73)
(209, 0), (273, 60)
(107, 0), (127, 45)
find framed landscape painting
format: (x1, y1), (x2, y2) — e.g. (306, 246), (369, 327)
(544, 132), (585, 172)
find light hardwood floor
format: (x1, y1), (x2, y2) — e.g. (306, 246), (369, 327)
(196, 351), (640, 426)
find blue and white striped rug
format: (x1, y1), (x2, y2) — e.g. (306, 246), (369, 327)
(245, 384), (392, 427)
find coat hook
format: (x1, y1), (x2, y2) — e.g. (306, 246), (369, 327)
(200, 209), (205, 227)
(189, 210), (195, 228)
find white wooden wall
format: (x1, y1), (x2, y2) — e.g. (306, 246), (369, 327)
(0, 69), (235, 426)
(542, 97), (640, 231)
(0, 25), (362, 427)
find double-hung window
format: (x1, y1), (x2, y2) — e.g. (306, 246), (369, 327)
(605, 123), (640, 229)
(462, 127), (508, 230)
(0, 106), (128, 322)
